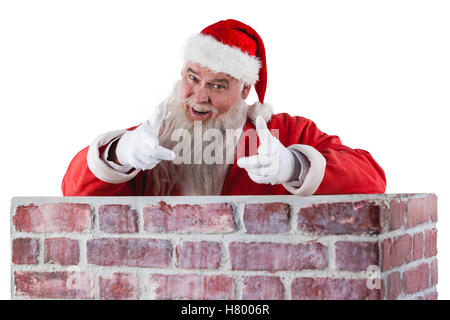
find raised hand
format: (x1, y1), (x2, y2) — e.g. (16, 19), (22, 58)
(237, 116), (296, 185)
(115, 101), (175, 170)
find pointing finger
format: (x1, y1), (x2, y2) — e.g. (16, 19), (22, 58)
(147, 101), (167, 133)
(237, 155), (271, 169)
(237, 155), (262, 169)
(151, 145), (176, 161)
(255, 116), (271, 145)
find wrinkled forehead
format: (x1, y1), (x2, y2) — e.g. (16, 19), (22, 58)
(183, 61), (238, 83)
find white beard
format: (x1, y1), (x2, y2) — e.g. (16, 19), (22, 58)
(147, 81), (249, 195)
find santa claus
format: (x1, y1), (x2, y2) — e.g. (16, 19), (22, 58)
(62, 19), (386, 196)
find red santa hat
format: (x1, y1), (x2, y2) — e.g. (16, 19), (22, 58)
(183, 19), (267, 104)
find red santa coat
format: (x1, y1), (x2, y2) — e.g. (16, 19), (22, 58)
(62, 112), (386, 196)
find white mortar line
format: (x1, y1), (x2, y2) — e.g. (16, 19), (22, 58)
(281, 275), (291, 300)
(92, 204), (99, 234)
(398, 285), (437, 300)
(142, 269), (154, 300)
(421, 231), (426, 259)
(289, 203), (300, 235)
(234, 274), (243, 300)
(221, 235), (231, 273)
(380, 255), (438, 277)
(137, 271), (146, 300)
(11, 231), (379, 244)
(402, 199), (408, 230)
(400, 268), (405, 297)
(234, 202), (245, 232)
(137, 207), (144, 235)
(78, 238), (87, 268)
(170, 238), (179, 269)
(428, 259), (433, 290)
(384, 199), (391, 232)
(327, 236), (337, 271)
(378, 222), (437, 240)
(11, 263), (381, 280)
(38, 237), (44, 265)
(92, 266), (99, 300)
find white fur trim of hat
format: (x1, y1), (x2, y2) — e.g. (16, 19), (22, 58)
(183, 34), (261, 85)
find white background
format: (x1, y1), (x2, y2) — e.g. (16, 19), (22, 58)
(0, 0), (449, 300)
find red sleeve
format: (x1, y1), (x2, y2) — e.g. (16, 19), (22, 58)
(61, 146), (138, 196)
(271, 113), (386, 194)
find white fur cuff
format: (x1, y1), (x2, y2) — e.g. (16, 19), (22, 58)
(87, 130), (141, 184)
(282, 144), (326, 196)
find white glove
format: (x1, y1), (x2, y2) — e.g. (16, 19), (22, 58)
(237, 116), (297, 185)
(115, 101), (175, 170)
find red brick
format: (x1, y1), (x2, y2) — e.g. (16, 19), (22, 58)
(99, 273), (138, 300)
(98, 205), (138, 234)
(12, 238), (39, 265)
(404, 263), (430, 294)
(406, 196), (436, 228)
(143, 202), (235, 233)
(176, 241), (221, 269)
(229, 242), (326, 271)
(14, 271), (92, 299)
(297, 201), (383, 235)
(242, 276), (285, 300)
(412, 232), (424, 261)
(335, 241), (378, 272)
(44, 238), (79, 266)
(431, 259), (438, 286)
(379, 202), (389, 233)
(148, 274), (234, 300)
(425, 228), (437, 258)
(387, 271), (402, 300)
(379, 278), (385, 300)
(389, 199), (406, 230)
(382, 234), (412, 271)
(430, 195), (438, 222)
(243, 203), (289, 234)
(425, 291), (438, 300)
(291, 278), (381, 300)
(87, 238), (172, 267)
(13, 203), (91, 233)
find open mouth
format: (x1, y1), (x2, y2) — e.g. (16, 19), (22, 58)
(189, 106), (212, 120)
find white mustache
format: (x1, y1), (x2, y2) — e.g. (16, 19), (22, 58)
(184, 97), (219, 113)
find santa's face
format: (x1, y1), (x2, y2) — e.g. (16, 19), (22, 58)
(180, 62), (250, 122)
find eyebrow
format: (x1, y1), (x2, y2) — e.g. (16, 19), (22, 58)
(187, 68), (230, 85)
(211, 78), (230, 84)
(187, 68), (199, 75)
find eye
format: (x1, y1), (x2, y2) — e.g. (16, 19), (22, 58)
(213, 84), (223, 90)
(188, 75), (198, 81)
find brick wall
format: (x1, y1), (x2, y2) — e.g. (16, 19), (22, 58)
(10, 194), (438, 300)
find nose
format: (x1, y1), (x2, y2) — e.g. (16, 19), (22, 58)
(193, 84), (210, 105)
